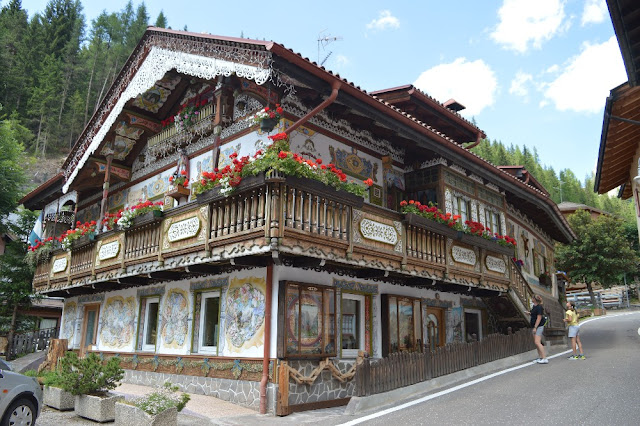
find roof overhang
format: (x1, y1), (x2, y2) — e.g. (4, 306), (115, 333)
(607, 0), (640, 87)
(595, 82), (640, 198)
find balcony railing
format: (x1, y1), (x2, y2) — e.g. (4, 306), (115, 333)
(33, 174), (516, 295)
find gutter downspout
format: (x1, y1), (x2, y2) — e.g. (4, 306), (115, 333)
(260, 261), (273, 414)
(284, 81), (341, 136)
(464, 131), (483, 150)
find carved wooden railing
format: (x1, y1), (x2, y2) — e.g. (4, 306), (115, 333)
(281, 178), (355, 242)
(509, 260), (534, 311)
(125, 222), (162, 262)
(70, 244), (94, 277)
(146, 103), (215, 147)
(33, 176), (524, 296)
(210, 185), (268, 239)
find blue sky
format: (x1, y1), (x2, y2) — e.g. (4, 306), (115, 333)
(14, 0), (627, 183)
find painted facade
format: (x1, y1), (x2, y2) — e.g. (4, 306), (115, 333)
(24, 28), (574, 415)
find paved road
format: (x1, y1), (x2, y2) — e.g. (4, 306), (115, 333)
(349, 312), (640, 426)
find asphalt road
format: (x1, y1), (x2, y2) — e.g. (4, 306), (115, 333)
(352, 312), (640, 426)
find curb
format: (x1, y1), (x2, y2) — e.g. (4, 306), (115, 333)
(345, 348), (554, 415)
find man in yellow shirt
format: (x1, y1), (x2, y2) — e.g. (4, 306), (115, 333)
(564, 301), (585, 359)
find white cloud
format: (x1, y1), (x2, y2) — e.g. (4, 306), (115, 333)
(581, 0), (608, 26)
(541, 37), (626, 113)
(490, 0), (568, 53)
(510, 71), (534, 98)
(366, 10), (400, 31)
(414, 58), (497, 116)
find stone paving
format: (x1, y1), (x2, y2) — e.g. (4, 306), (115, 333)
(35, 382), (257, 426)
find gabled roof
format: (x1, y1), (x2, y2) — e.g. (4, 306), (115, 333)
(497, 166), (549, 196)
(29, 27), (573, 243)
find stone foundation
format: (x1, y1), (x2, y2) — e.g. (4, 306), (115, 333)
(122, 369), (276, 413)
(286, 360), (356, 406)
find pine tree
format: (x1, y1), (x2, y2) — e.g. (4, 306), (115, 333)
(154, 10), (167, 28)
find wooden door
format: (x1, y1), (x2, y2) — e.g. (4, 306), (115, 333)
(426, 307), (445, 351)
(79, 304), (100, 356)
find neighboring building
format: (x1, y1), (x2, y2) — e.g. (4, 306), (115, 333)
(596, 0), (640, 242)
(557, 201), (608, 221)
(21, 28), (574, 414)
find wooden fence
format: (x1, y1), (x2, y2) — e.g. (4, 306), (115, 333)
(355, 328), (534, 397)
(8, 327), (59, 359)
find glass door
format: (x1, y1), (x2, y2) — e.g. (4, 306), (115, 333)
(80, 304), (100, 356)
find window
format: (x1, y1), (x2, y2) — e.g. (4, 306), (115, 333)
(280, 281), (336, 358)
(198, 291), (220, 353)
(485, 210), (501, 234)
(341, 293), (365, 358)
(142, 297), (159, 352)
(453, 196), (471, 223)
(464, 309), (483, 342)
(382, 295), (423, 356)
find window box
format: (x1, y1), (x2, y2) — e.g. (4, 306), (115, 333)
(131, 210), (164, 228)
(196, 173), (267, 205)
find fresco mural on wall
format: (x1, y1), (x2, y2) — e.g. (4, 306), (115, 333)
(62, 302), (77, 340)
(218, 143), (242, 169)
(160, 289), (189, 348)
(99, 296), (136, 348)
(329, 146), (378, 182)
(448, 306), (463, 343)
(225, 277), (266, 353)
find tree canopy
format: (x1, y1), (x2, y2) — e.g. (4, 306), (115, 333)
(555, 210), (638, 304)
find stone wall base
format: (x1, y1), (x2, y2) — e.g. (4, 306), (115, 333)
(122, 370), (277, 414)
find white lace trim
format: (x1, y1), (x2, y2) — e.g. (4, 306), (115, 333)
(63, 46), (271, 193)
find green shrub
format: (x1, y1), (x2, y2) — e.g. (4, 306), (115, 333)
(58, 352), (124, 396)
(131, 382), (190, 416)
(22, 370), (38, 377)
(41, 370), (65, 388)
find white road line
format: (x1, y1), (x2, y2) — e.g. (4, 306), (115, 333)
(338, 311), (640, 426)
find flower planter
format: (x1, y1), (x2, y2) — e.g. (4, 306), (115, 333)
(259, 117), (279, 132)
(403, 213), (514, 255)
(285, 175), (365, 208)
(71, 232), (96, 250)
(75, 393), (124, 422)
(115, 402), (178, 426)
(196, 173), (267, 205)
(166, 184), (190, 200)
(403, 213), (459, 239)
(129, 210), (164, 228)
(43, 386), (74, 411)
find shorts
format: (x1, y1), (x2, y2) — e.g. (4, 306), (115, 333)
(568, 325), (580, 338)
(535, 326), (544, 336)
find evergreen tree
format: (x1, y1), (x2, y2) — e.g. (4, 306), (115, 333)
(0, 117), (30, 219)
(154, 10), (167, 28)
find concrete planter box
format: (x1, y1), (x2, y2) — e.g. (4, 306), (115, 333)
(115, 403), (177, 426)
(43, 386), (74, 411)
(75, 393), (124, 422)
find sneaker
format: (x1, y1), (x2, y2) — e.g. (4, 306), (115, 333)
(533, 358), (541, 363)
(537, 358), (549, 364)
(568, 355), (579, 360)
(578, 355), (586, 359)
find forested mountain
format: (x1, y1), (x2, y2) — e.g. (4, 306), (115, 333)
(0, 0), (634, 225)
(470, 139), (635, 222)
(0, 0), (168, 160)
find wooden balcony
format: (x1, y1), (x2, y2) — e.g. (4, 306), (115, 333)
(33, 174), (517, 297)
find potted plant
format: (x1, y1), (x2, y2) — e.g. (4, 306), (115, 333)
(167, 169), (190, 199)
(253, 104), (284, 132)
(115, 382), (190, 426)
(118, 200), (164, 230)
(538, 272), (552, 286)
(192, 133), (372, 202)
(58, 352), (125, 422)
(42, 370), (75, 411)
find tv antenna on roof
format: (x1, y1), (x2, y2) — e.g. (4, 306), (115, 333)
(317, 30), (343, 66)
